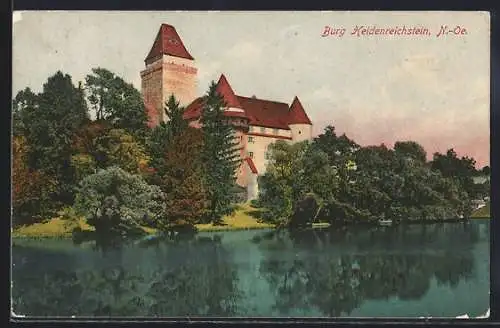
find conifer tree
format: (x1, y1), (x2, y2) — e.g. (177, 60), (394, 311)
(147, 94), (188, 182)
(200, 82), (241, 224)
(161, 127), (208, 230)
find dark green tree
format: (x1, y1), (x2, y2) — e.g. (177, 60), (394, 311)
(481, 165), (490, 176)
(14, 71), (89, 205)
(84, 68), (148, 141)
(393, 141), (427, 163)
(430, 149), (477, 199)
(146, 94), (188, 182)
(12, 87), (38, 137)
(200, 82), (241, 224)
(160, 127), (208, 231)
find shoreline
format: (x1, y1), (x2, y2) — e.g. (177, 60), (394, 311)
(12, 217), (489, 240)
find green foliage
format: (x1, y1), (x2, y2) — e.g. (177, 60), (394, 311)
(146, 95), (188, 182)
(394, 140), (427, 163)
(200, 82), (241, 224)
(259, 126), (476, 226)
(13, 71), (89, 206)
(84, 68), (148, 141)
(159, 127), (208, 230)
(71, 153), (97, 181)
(57, 206), (82, 222)
(430, 149), (477, 199)
(164, 94), (188, 139)
(12, 87), (38, 137)
(258, 140), (339, 227)
(74, 166), (165, 237)
(94, 128), (150, 174)
(12, 136), (58, 226)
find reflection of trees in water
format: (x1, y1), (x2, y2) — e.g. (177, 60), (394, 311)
(145, 235), (241, 317)
(12, 235), (241, 317)
(258, 222), (480, 317)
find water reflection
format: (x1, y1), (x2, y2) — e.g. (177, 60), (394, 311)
(12, 234), (241, 317)
(257, 222), (484, 317)
(11, 220), (489, 317)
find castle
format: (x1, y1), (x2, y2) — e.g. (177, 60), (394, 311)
(141, 24), (313, 200)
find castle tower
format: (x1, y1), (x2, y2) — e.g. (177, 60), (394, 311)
(288, 96), (313, 142)
(140, 24), (198, 127)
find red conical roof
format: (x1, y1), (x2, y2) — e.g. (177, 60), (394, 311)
(288, 96), (312, 125)
(216, 74), (243, 108)
(145, 24), (194, 64)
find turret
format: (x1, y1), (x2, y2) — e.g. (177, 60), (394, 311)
(288, 96), (312, 142)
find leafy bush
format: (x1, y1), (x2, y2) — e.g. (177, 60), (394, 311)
(74, 166), (165, 237)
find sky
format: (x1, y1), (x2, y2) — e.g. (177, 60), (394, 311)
(12, 11), (490, 167)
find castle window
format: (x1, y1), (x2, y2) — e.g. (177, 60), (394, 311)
(248, 137), (254, 143)
(299, 131), (302, 134)
(273, 128), (279, 135)
(249, 152), (254, 158)
(260, 127), (266, 133)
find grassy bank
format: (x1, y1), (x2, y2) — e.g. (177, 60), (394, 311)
(471, 202), (491, 219)
(12, 203), (274, 238)
(196, 203), (274, 232)
(12, 217), (94, 239)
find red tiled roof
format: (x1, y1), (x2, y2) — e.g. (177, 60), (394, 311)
(245, 157), (258, 174)
(145, 24), (194, 64)
(216, 74), (243, 108)
(288, 96), (312, 125)
(182, 96), (248, 121)
(237, 96), (291, 130)
(182, 74), (312, 130)
(183, 97), (205, 120)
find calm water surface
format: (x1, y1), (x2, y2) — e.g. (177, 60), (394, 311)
(12, 220), (490, 318)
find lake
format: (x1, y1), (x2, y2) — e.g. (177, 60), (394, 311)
(11, 219), (490, 318)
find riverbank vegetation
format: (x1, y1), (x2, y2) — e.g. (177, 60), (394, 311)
(256, 128), (490, 227)
(12, 68), (490, 239)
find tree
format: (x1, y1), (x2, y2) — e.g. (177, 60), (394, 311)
(430, 149), (477, 199)
(157, 127), (208, 230)
(258, 140), (339, 227)
(12, 87), (38, 137)
(164, 94), (188, 139)
(481, 166), (490, 176)
(12, 136), (57, 226)
(200, 82), (241, 224)
(74, 166), (165, 237)
(394, 141), (427, 163)
(84, 68), (148, 141)
(146, 95), (188, 182)
(15, 71), (89, 205)
(94, 129), (150, 174)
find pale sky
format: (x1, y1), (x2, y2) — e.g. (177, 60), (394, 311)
(12, 11), (490, 167)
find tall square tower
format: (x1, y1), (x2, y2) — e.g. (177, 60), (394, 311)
(140, 24), (198, 126)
